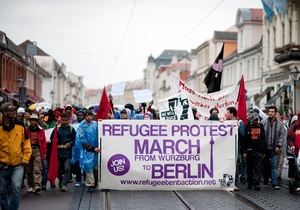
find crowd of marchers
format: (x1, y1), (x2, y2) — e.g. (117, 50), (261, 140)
(1, 95), (300, 209)
(0, 94), (157, 210)
(223, 105), (300, 192)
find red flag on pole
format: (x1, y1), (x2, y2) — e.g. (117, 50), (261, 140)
(94, 86), (111, 121)
(237, 75), (247, 124)
(48, 126), (58, 184)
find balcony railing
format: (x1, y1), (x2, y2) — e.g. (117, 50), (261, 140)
(274, 44), (300, 64)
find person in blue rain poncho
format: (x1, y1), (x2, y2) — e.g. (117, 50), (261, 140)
(76, 110), (100, 193)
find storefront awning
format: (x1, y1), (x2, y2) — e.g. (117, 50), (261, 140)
(254, 86), (274, 105)
(0, 88), (18, 102)
(26, 95), (44, 103)
(265, 85), (290, 107)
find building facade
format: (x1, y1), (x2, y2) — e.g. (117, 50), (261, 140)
(263, 0), (300, 115)
(222, 8), (263, 107)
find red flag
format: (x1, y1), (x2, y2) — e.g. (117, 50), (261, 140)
(95, 86), (111, 121)
(237, 75), (247, 124)
(48, 126), (58, 184)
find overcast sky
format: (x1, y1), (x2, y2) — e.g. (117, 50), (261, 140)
(1, 0), (262, 89)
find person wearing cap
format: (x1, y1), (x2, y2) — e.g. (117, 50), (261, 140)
(242, 113), (266, 191)
(0, 102), (32, 209)
(64, 104), (77, 124)
(77, 110), (100, 193)
(25, 114), (47, 194)
(260, 105), (286, 190)
(24, 108), (32, 127)
(40, 109), (57, 190)
(16, 107), (25, 122)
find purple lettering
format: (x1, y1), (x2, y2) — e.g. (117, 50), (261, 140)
(151, 163), (213, 179)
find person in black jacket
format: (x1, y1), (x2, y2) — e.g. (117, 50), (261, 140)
(242, 113), (266, 190)
(50, 112), (76, 192)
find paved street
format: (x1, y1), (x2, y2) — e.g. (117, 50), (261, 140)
(19, 168), (300, 210)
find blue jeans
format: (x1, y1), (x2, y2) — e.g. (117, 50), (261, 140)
(263, 150), (280, 185)
(58, 158), (71, 186)
(270, 153), (280, 185)
(42, 159), (48, 185)
(0, 165), (24, 210)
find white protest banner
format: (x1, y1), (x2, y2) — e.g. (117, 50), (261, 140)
(111, 82), (125, 96)
(252, 102), (268, 120)
(44, 128), (54, 143)
(133, 89), (153, 103)
(157, 92), (194, 120)
(171, 74), (238, 120)
(36, 102), (51, 112)
(100, 120), (237, 191)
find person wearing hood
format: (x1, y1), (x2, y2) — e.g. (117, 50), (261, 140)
(124, 104), (136, 119)
(287, 112), (300, 180)
(64, 104), (77, 124)
(144, 111), (153, 120)
(120, 108), (131, 120)
(242, 113), (266, 191)
(77, 110), (100, 193)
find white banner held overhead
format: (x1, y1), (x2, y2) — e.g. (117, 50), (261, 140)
(157, 92), (194, 120)
(171, 74), (238, 120)
(111, 82), (125, 96)
(100, 120), (237, 191)
(133, 89), (153, 103)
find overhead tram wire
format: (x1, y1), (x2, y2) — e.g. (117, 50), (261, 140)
(172, 0), (225, 49)
(109, 0), (138, 85)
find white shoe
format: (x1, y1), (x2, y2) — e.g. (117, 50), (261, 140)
(27, 187), (33, 192)
(296, 187), (300, 191)
(234, 186), (239, 191)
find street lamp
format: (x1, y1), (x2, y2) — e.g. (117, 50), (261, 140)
(289, 66), (300, 113)
(16, 75), (26, 107)
(50, 90), (54, 108)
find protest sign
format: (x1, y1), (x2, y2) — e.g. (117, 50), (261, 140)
(157, 92), (194, 120)
(111, 82), (125, 96)
(100, 120), (237, 191)
(133, 89), (153, 103)
(171, 74), (238, 120)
